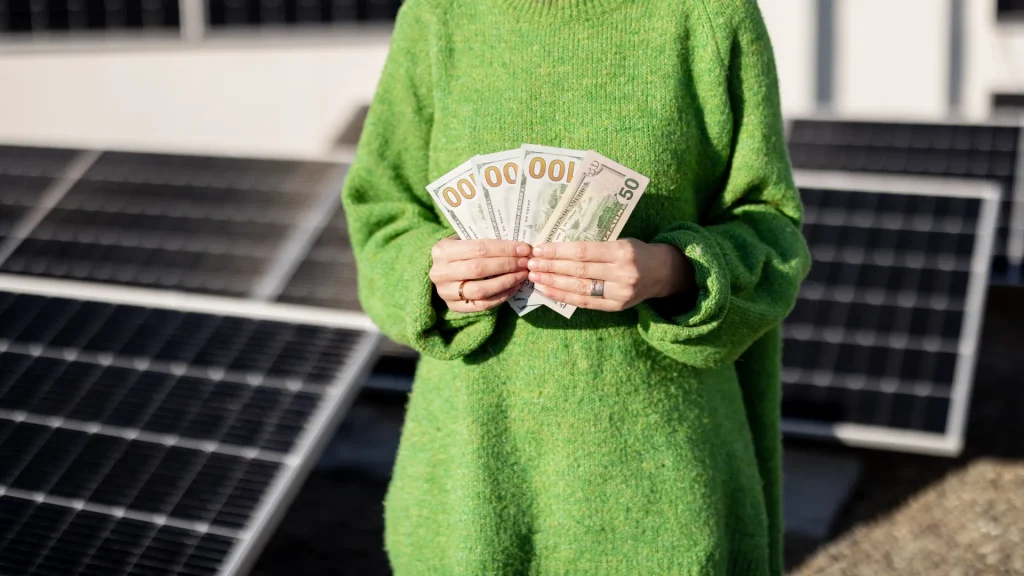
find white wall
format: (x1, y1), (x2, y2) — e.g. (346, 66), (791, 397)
(759, 0), (818, 118)
(0, 2), (1021, 158)
(0, 34), (392, 159)
(834, 0), (952, 120)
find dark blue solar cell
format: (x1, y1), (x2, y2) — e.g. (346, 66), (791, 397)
(0, 422), (52, 485)
(0, 293), (46, 340)
(10, 427), (89, 493)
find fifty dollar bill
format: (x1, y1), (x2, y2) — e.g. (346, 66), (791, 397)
(533, 150), (650, 318)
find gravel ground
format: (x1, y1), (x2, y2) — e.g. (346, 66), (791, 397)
(254, 287), (1024, 575)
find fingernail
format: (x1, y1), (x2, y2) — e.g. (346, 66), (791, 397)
(527, 259), (539, 269)
(528, 271), (540, 282)
(533, 246), (547, 257)
(515, 244), (530, 256)
(517, 257), (529, 268)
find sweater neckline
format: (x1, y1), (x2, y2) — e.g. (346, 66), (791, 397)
(493, 0), (634, 24)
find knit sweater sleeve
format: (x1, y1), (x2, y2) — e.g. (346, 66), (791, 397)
(635, 0), (811, 371)
(341, 0), (498, 361)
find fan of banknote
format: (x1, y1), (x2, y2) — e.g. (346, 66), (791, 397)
(426, 144), (650, 319)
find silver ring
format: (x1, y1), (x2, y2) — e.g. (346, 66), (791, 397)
(589, 279), (605, 298)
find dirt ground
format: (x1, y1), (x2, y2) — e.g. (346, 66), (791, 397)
(253, 287), (1024, 576)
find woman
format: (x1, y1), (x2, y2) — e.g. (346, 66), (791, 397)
(341, 0), (811, 573)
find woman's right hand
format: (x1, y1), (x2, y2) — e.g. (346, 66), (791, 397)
(430, 237), (531, 313)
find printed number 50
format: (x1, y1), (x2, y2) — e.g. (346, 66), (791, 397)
(618, 177), (640, 200)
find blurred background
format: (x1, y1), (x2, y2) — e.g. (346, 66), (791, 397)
(0, 0), (1022, 575)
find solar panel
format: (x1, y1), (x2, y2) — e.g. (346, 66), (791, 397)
(786, 119), (1023, 283)
(0, 0), (180, 33)
(276, 206), (415, 360)
(0, 274), (379, 576)
(782, 170), (999, 455)
(0, 151), (345, 298)
(206, 0), (401, 26)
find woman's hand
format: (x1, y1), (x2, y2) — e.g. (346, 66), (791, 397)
(527, 239), (694, 312)
(430, 237), (532, 313)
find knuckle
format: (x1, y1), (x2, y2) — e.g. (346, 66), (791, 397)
(573, 244), (587, 260)
(575, 261), (588, 278)
(474, 242), (487, 257)
(431, 244), (443, 260)
(505, 257), (516, 274)
(619, 241), (636, 262)
(468, 261), (484, 278)
(574, 278), (588, 294)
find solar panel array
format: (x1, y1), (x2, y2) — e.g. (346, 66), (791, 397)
(0, 283), (378, 576)
(787, 119), (1023, 283)
(0, 0), (180, 33)
(207, 0), (404, 26)
(0, 145), (382, 575)
(784, 171), (999, 454)
(277, 207), (414, 358)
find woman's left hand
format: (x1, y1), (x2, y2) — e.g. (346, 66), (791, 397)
(527, 239), (694, 312)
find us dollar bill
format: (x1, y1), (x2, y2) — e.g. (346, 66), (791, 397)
(426, 160), (497, 240)
(513, 144), (585, 244)
(471, 149), (524, 241)
(533, 150), (650, 318)
(507, 144), (586, 316)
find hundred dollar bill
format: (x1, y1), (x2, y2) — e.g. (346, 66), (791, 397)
(426, 160), (497, 240)
(508, 144), (586, 316)
(471, 149), (524, 241)
(533, 150), (650, 318)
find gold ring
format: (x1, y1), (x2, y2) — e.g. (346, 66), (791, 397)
(458, 280), (470, 303)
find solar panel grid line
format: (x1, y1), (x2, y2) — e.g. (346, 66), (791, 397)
(788, 170), (1000, 456)
(0, 488), (241, 539)
(0, 339), (328, 396)
(0, 273), (377, 331)
(783, 325), (959, 354)
(215, 327), (380, 576)
(0, 150), (101, 268)
(797, 283), (965, 312)
(250, 164), (348, 301)
(0, 410), (288, 463)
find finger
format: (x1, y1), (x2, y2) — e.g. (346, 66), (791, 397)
(526, 258), (617, 280)
(433, 257), (529, 283)
(531, 242), (620, 263)
(437, 271), (528, 301)
(447, 283), (521, 313)
(533, 283), (621, 312)
(527, 272), (629, 300)
(438, 239), (531, 262)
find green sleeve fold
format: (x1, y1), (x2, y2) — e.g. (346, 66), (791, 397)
(636, 0), (811, 372)
(341, 0), (498, 360)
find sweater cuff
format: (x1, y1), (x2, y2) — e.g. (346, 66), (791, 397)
(404, 229), (498, 361)
(635, 223), (731, 367)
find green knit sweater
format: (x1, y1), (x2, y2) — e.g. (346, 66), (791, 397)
(341, 0), (811, 573)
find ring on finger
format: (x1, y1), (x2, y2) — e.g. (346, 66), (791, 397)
(589, 279), (605, 298)
(458, 280), (471, 304)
